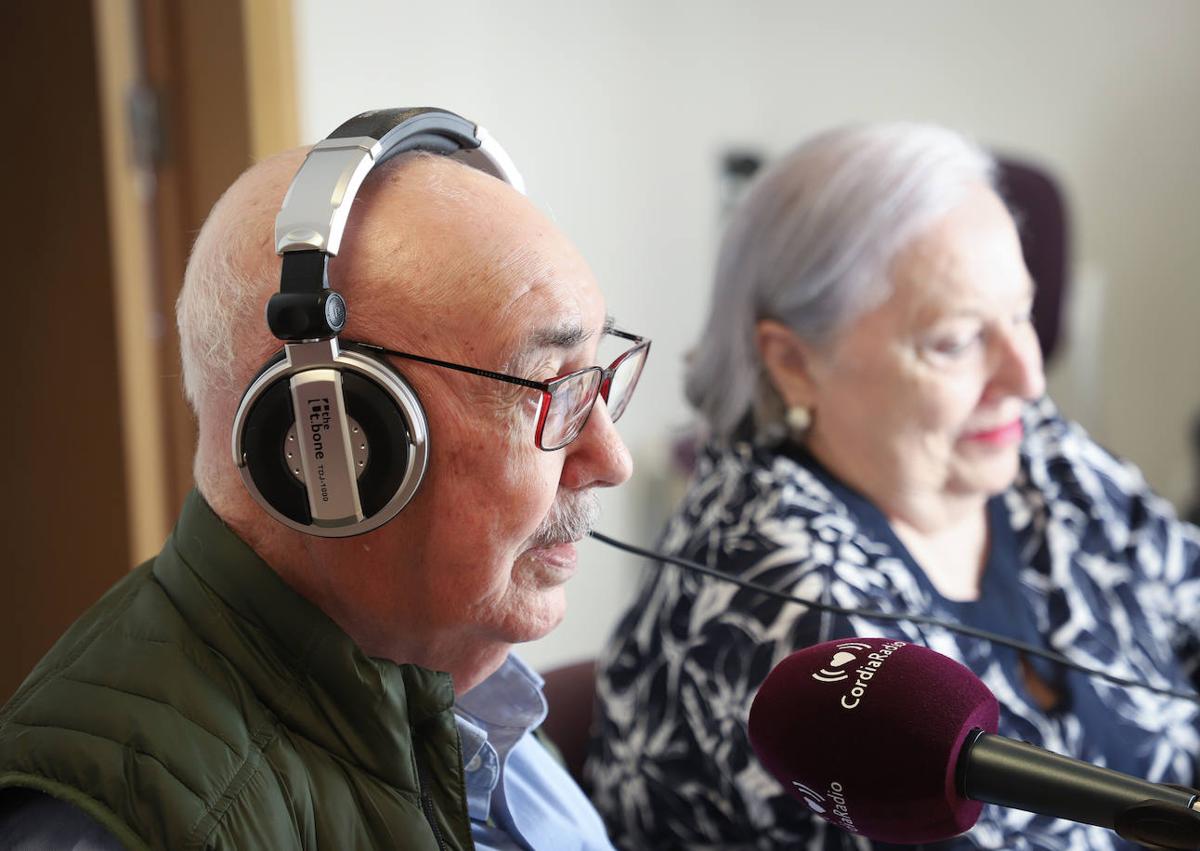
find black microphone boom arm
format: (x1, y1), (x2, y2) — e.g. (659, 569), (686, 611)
(959, 731), (1200, 849)
(588, 531), (1200, 704)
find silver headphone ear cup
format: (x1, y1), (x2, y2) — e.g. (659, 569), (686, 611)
(233, 346), (429, 537)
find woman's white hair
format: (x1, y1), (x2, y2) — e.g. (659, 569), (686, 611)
(686, 122), (995, 440)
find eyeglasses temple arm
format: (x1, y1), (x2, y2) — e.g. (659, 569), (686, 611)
(349, 342), (550, 392)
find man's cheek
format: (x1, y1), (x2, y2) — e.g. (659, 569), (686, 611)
(514, 464), (564, 529)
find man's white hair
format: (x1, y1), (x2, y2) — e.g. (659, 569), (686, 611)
(176, 151), (303, 413)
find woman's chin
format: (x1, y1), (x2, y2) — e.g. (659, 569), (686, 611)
(953, 444), (1022, 496)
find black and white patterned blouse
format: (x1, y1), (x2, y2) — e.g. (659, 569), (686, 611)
(588, 399), (1200, 850)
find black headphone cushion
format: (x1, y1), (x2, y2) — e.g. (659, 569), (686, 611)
(340, 371), (416, 518)
(242, 376), (311, 525)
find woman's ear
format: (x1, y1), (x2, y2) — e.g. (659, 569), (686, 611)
(755, 319), (819, 408)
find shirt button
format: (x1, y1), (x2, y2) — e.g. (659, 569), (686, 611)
(466, 754), (482, 772)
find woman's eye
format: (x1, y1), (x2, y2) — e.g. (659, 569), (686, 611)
(926, 332), (981, 357)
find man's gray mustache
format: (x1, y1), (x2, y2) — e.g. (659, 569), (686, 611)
(529, 491), (601, 548)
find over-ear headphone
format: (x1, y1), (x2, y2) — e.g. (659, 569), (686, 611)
(231, 107), (525, 537)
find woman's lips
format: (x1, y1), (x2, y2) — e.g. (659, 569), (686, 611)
(962, 419), (1024, 446)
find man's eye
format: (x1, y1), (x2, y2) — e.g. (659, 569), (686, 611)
(526, 358), (563, 384)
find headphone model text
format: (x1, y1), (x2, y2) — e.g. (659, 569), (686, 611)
(231, 107), (526, 537)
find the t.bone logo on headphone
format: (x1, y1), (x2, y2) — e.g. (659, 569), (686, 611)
(309, 398), (331, 459)
(811, 640), (906, 710)
(308, 397), (332, 502)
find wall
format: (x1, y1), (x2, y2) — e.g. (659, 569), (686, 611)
(293, 0), (1200, 670)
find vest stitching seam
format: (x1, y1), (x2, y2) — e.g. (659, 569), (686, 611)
(5, 720), (209, 803)
(56, 674), (243, 754)
(277, 721), (424, 804)
(0, 575), (145, 726)
(185, 717), (279, 849)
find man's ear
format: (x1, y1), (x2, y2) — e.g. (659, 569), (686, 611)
(755, 319), (820, 408)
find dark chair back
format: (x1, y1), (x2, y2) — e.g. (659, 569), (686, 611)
(539, 659), (598, 788)
(995, 156), (1071, 363)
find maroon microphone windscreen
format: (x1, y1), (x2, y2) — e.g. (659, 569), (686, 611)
(748, 638), (999, 844)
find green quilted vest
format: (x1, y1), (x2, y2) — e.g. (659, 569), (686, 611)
(0, 490), (475, 850)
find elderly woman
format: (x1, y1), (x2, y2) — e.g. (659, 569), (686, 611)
(588, 123), (1200, 850)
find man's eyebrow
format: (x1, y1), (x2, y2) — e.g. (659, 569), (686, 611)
(521, 314), (615, 352)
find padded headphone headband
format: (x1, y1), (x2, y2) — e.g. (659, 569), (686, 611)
(269, 107), (525, 341)
(275, 107), (525, 261)
(232, 107), (524, 537)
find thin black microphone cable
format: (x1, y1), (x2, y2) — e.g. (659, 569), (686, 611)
(590, 530), (1200, 705)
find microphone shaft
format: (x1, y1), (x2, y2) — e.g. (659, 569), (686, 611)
(960, 732), (1196, 829)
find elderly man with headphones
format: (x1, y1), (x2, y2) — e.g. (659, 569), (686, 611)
(0, 108), (648, 850)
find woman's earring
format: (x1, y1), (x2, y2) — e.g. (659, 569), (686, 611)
(786, 405), (812, 434)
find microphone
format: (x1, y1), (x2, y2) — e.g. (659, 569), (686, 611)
(747, 638), (1200, 849)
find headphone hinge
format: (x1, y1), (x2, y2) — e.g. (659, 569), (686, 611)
(267, 251), (345, 341)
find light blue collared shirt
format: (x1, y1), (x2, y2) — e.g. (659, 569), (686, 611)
(455, 655), (614, 851)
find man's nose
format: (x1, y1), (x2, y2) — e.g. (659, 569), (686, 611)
(561, 399), (633, 491)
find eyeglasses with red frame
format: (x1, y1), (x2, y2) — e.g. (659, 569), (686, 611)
(352, 329), (650, 450)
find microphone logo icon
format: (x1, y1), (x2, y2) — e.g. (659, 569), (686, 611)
(791, 782), (827, 814)
(812, 641), (872, 683)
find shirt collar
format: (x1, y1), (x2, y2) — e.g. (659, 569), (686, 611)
(454, 654), (548, 822)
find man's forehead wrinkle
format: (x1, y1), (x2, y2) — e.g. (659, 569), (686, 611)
(336, 180), (501, 353)
(341, 161), (602, 372)
(477, 242), (587, 360)
(480, 242), (551, 301)
(504, 283), (590, 349)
